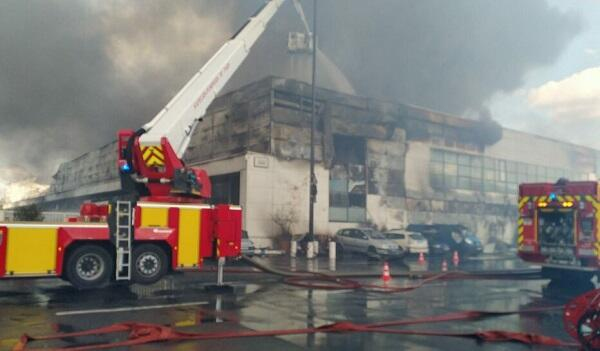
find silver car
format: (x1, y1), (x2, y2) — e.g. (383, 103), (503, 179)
(335, 228), (404, 259)
(384, 229), (429, 254)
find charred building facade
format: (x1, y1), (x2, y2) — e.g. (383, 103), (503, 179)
(184, 76), (598, 247)
(24, 77), (599, 248)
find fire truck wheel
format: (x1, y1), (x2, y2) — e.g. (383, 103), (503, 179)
(66, 245), (113, 290)
(132, 244), (168, 285)
(577, 308), (600, 350)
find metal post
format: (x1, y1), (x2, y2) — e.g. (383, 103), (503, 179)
(291, 240), (297, 257)
(217, 257), (225, 286)
(306, 241), (315, 259)
(308, 0), (318, 242)
(215, 295), (223, 323)
(329, 241), (336, 260)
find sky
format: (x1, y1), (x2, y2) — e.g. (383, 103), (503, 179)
(489, 0), (600, 147)
(0, 0), (598, 204)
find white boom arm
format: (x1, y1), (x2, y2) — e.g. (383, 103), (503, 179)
(139, 0), (285, 157)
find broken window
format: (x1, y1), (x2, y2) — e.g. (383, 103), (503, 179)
(329, 135), (366, 222)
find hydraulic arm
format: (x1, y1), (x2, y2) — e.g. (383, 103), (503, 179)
(118, 0), (285, 200)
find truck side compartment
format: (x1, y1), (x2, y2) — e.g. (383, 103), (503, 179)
(0, 223), (109, 278)
(0, 203), (241, 288)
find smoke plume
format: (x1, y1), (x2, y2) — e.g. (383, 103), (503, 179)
(0, 0), (581, 195)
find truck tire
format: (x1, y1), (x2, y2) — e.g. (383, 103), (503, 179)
(132, 244), (168, 285)
(66, 245), (113, 290)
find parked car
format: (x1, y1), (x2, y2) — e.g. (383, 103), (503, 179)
(334, 228), (405, 259)
(405, 224), (483, 256)
(241, 230), (256, 256)
(384, 229), (429, 254)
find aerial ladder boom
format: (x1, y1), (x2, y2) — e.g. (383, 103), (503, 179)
(139, 0), (285, 157)
(118, 0), (285, 199)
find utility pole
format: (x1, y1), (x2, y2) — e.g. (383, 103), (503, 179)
(308, 0), (318, 242)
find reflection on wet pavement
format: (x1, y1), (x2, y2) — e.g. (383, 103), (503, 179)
(0, 254), (586, 350)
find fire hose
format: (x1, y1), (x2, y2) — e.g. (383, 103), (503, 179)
(14, 307), (576, 350)
(12, 257), (599, 350)
(243, 255), (600, 348)
(241, 256), (543, 292)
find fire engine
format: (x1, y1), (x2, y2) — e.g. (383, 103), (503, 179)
(518, 178), (600, 281)
(0, 0), (285, 289)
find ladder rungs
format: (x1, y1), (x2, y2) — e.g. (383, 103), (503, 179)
(115, 200), (133, 281)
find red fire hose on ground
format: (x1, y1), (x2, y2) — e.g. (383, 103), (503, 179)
(12, 257), (598, 350)
(242, 256), (543, 292)
(14, 307), (577, 350)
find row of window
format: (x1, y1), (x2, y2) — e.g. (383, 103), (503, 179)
(430, 149), (586, 194)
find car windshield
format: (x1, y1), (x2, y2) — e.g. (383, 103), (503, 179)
(410, 233), (424, 240)
(385, 233), (403, 239)
(465, 232), (479, 241)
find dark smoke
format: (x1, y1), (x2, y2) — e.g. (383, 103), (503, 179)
(0, 0), (581, 186)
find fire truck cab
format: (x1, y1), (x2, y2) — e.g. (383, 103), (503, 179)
(518, 179), (600, 280)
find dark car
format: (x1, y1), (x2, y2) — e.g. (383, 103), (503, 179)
(405, 224), (483, 256)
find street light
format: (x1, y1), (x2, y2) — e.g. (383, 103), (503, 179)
(308, 0), (318, 243)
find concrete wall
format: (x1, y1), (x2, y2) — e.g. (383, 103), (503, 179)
(26, 77), (600, 250)
(487, 129), (596, 177)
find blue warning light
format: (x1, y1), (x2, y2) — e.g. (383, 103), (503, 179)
(549, 193), (557, 201)
(121, 163), (131, 173)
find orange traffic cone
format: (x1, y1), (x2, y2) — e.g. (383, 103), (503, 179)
(441, 259), (448, 272)
(418, 252), (425, 264)
(452, 251), (460, 266)
(381, 261), (392, 283)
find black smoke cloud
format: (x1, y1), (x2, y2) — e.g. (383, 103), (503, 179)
(0, 0), (581, 185)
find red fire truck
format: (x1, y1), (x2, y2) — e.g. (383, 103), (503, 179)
(0, 0), (285, 289)
(518, 179), (600, 281)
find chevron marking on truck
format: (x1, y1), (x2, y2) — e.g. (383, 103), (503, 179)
(142, 146), (165, 167)
(517, 196), (530, 248)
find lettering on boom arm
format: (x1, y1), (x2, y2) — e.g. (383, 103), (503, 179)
(192, 63), (230, 110)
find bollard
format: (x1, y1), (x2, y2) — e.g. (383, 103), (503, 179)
(290, 257), (297, 271)
(306, 241), (315, 259)
(307, 258), (315, 272)
(313, 241), (319, 256)
(329, 257), (336, 271)
(290, 240), (297, 258)
(215, 295), (223, 323)
(329, 241), (336, 260)
(217, 257), (225, 286)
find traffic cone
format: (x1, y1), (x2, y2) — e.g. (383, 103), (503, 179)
(441, 259), (448, 272)
(418, 252), (425, 264)
(452, 251), (460, 266)
(381, 261), (392, 283)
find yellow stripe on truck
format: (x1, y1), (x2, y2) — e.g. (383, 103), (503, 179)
(6, 227), (57, 275)
(141, 207), (168, 227)
(177, 208), (201, 268)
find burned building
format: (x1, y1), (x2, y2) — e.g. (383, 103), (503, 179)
(21, 76), (599, 248)
(183, 76), (598, 247)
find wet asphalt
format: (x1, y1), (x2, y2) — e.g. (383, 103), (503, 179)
(0, 252), (590, 350)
